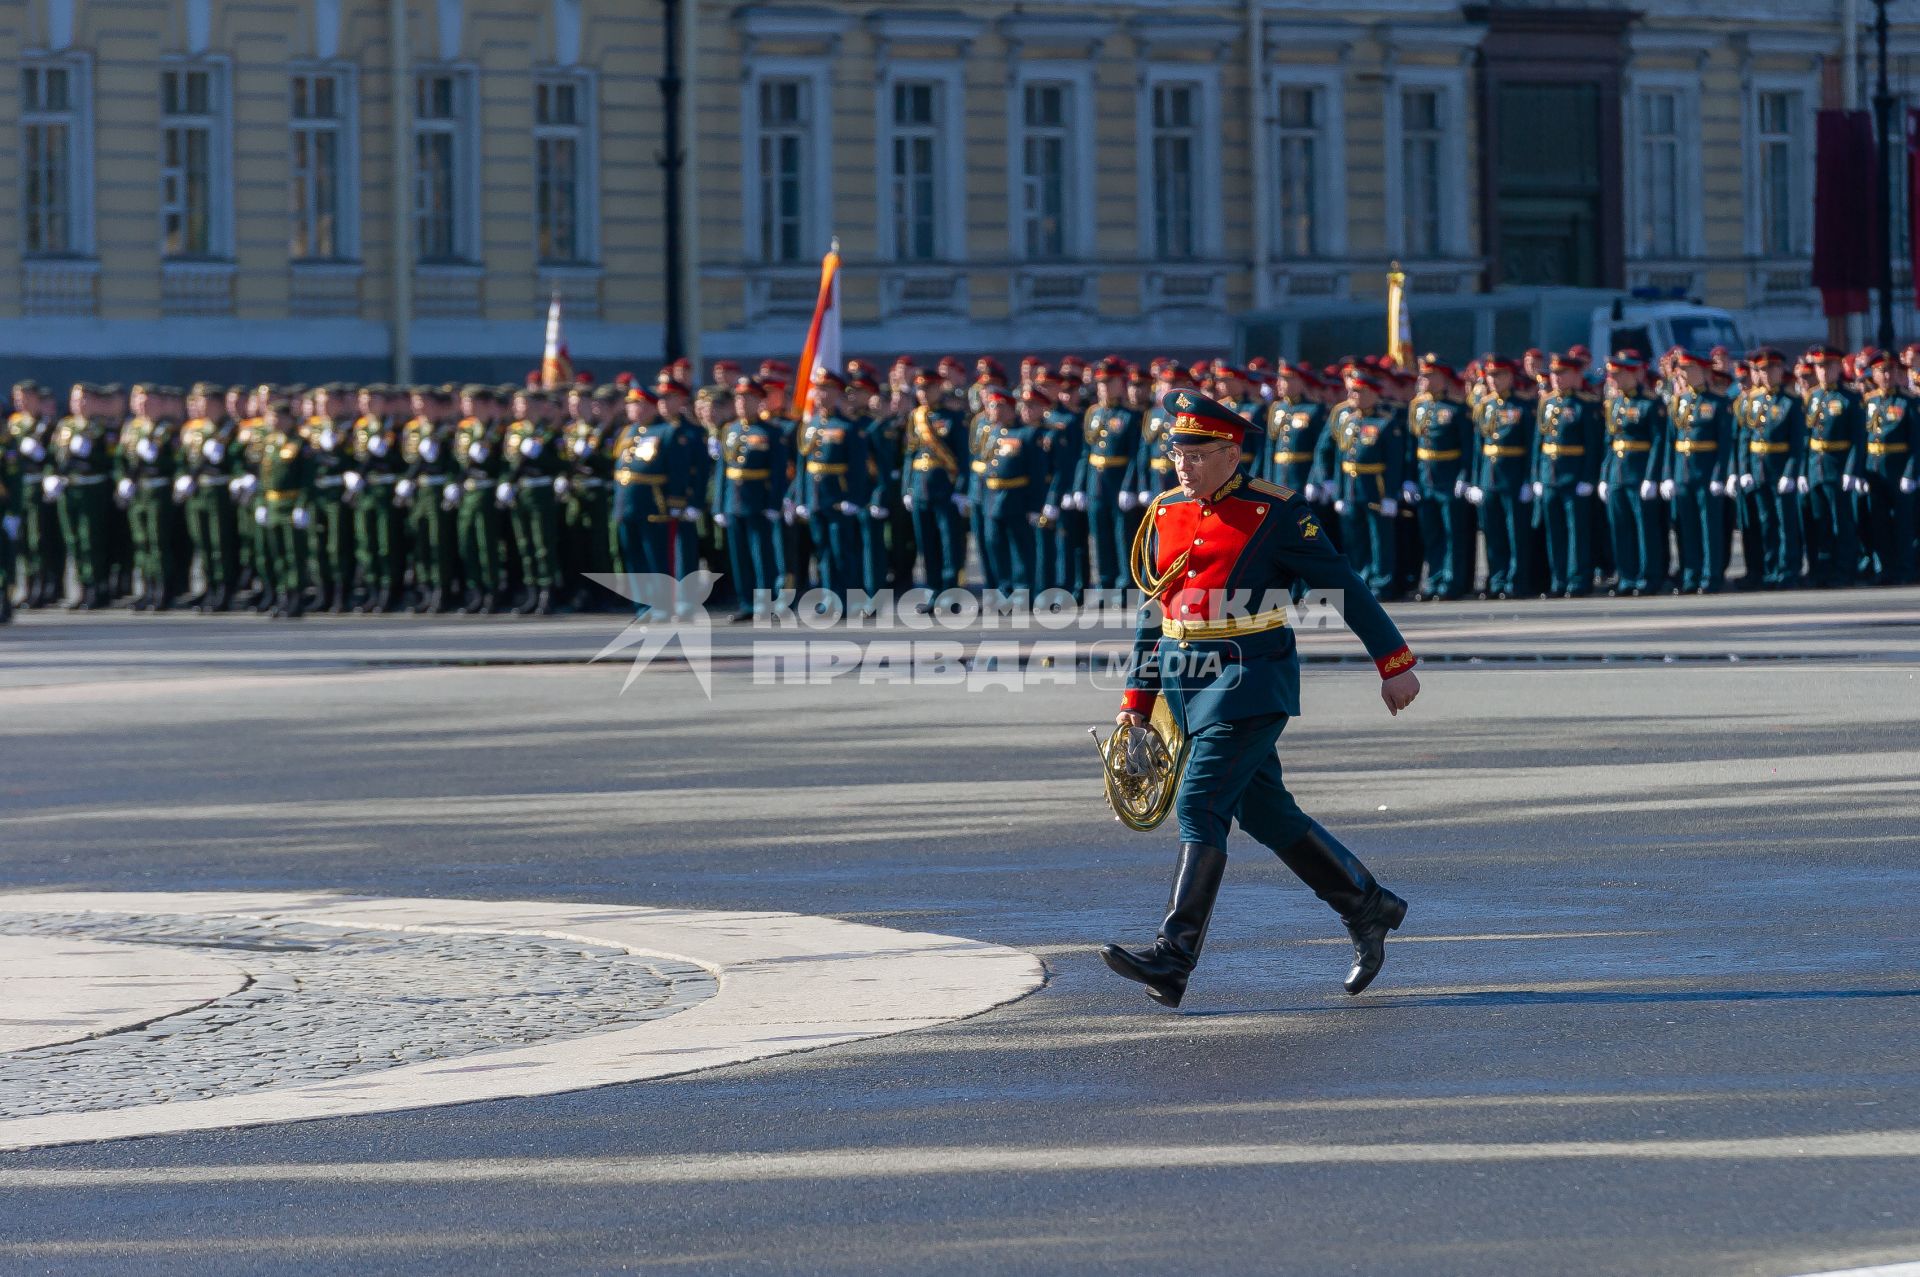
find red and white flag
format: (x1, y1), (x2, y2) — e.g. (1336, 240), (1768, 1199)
(540, 292), (572, 389)
(794, 239), (841, 420)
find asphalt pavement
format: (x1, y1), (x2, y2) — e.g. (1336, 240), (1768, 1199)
(0, 589), (1916, 1276)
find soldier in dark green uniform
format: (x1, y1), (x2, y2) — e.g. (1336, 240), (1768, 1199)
(398, 386), (458, 612)
(1800, 345), (1864, 588)
(1468, 357), (1536, 599)
(1405, 357), (1472, 600)
(50, 384), (112, 609)
(255, 400), (317, 618)
(1034, 375), (1082, 596)
(1531, 353), (1603, 597)
(794, 370), (871, 601)
(1661, 352), (1732, 594)
(451, 387), (506, 613)
(232, 390), (276, 611)
(612, 387), (694, 594)
(347, 384), (406, 612)
(503, 387), (564, 614)
(1075, 358), (1142, 593)
(1318, 369), (1405, 598)
(1860, 349), (1917, 585)
(0, 407), (20, 620)
(112, 384), (177, 610)
(977, 387), (1043, 596)
(903, 370), (970, 593)
(1598, 352), (1669, 596)
(7, 381), (63, 607)
(304, 387), (357, 611)
(560, 384), (620, 611)
(178, 383), (239, 611)
(716, 376), (788, 620)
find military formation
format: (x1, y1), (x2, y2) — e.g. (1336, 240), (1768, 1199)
(2, 341), (1916, 623)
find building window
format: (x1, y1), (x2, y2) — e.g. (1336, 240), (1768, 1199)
(890, 81), (941, 261)
(1634, 90), (1684, 259)
(1401, 88), (1444, 258)
(1151, 83), (1200, 260)
(1756, 90), (1803, 257)
(22, 60), (83, 257)
(161, 66), (224, 259)
(535, 75), (591, 263)
(414, 71), (474, 263)
(290, 72), (346, 260)
(1275, 86), (1322, 259)
(1020, 83), (1070, 261)
(757, 78), (809, 263)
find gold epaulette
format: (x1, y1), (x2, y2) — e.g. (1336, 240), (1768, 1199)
(1244, 476), (1294, 502)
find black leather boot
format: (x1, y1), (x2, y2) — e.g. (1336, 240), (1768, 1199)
(533, 587), (554, 616)
(1272, 821), (1407, 995)
(1099, 842), (1228, 1008)
(460, 588), (485, 615)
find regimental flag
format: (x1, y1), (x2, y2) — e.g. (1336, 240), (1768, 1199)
(541, 292), (572, 389)
(794, 238), (842, 421)
(1386, 262), (1414, 372)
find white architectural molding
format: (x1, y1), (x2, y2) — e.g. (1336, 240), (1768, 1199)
(1130, 15), (1241, 58)
(734, 5), (852, 57)
(554, 0), (581, 67)
(865, 10), (984, 59)
(314, 0), (340, 59)
(186, 0), (210, 53)
(998, 13), (1114, 60)
(47, 0), (73, 49)
(436, 0), (463, 61)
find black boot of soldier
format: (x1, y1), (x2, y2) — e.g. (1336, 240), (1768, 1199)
(1099, 842), (1228, 1008)
(460, 588), (484, 615)
(533, 587), (554, 616)
(1272, 820), (1407, 995)
(0, 587), (13, 623)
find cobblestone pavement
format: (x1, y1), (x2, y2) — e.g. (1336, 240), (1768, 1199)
(0, 911), (716, 1119)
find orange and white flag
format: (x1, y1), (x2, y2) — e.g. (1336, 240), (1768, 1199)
(793, 239), (842, 420)
(540, 292), (572, 389)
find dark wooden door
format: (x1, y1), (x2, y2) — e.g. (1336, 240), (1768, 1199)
(1495, 82), (1602, 286)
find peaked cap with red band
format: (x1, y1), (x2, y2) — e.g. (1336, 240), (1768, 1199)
(1161, 387), (1258, 447)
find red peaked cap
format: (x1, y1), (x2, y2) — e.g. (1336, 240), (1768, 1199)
(1162, 388), (1260, 447)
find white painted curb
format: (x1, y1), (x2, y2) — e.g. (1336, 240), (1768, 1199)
(0, 892), (1045, 1151)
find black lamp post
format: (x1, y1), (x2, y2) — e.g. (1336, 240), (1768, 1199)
(1873, 0), (1897, 351)
(660, 0), (686, 364)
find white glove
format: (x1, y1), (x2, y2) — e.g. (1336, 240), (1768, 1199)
(519, 436), (543, 459)
(1530, 481), (1544, 498)
(1708, 480), (1725, 497)
(317, 429), (338, 451)
(573, 438), (592, 458)
(1640, 481), (1658, 500)
(42, 474), (66, 500)
(20, 436), (44, 461)
(1796, 476), (1809, 494)
(395, 478), (417, 504)
(1379, 498), (1399, 517)
(712, 512), (729, 528)
(836, 501), (859, 517)
(1402, 481), (1419, 501)
(255, 504), (268, 526)
(1574, 482), (1594, 497)
(1659, 479), (1675, 500)
(953, 494), (971, 513)
(136, 438), (158, 463)
(419, 438), (440, 463)
(867, 504), (887, 520)
(114, 478), (134, 506)
(1518, 485), (1534, 505)
(1042, 503), (1060, 522)
(1738, 473), (1755, 492)
(442, 483), (461, 510)
(1597, 482), (1610, 502)
(1027, 511), (1042, 527)
(468, 441), (488, 463)
(1333, 499), (1348, 514)
(1843, 473), (1863, 494)
(684, 507), (705, 523)
(292, 505), (311, 530)
(1778, 477), (1794, 494)
(495, 482), (516, 507)
(1071, 491), (1088, 511)
(2, 514), (20, 540)
(794, 503), (811, 520)
(203, 438), (225, 464)
(1117, 491), (1138, 512)
(171, 475), (195, 502)
(1452, 477), (1467, 499)
(902, 492), (915, 511)
(368, 434), (389, 458)
(1135, 490), (1153, 506)
(1304, 483), (1320, 502)
(229, 474), (257, 500)
(343, 471), (365, 495)
(1902, 477), (1917, 494)
(554, 476), (570, 499)
(70, 434), (92, 457)
(763, 508), (780, 522)
(782, 499), (796, 523)
(1466, 486), (1484, 506)
(706, 437), (721, 460)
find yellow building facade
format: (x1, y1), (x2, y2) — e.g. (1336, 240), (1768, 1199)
(1, 0), (1915, 381)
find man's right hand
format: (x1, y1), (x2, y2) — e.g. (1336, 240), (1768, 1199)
(1115, 710), (1147, 729)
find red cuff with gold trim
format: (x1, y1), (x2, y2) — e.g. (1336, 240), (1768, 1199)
(1119, 688), (1159, 715)
(1376, 646), (1417, 679)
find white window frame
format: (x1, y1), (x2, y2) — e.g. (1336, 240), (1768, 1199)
(19, 50), (94, 258)
(288, 63), (360, 262)
(742, 58), (831, 265)
(1270, 65), (1347, 260)
(876, 62), (965, 264)
(1384, 65), (1470, 259)
(1137, 66), (1223, 261)
(1622, 72), (1703, 261)
(1006, 63), (1094, 262)
(533, 67), (597, 265)
(158, 57), (233, 261)
(411, 64), (480, 265)
(1744, 73), (1816, 258)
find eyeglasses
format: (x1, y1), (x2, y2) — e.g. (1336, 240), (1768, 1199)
(1168, 443), (1235, 465)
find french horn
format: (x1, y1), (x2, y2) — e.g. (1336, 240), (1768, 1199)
(1089, 697), (1190, 832)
